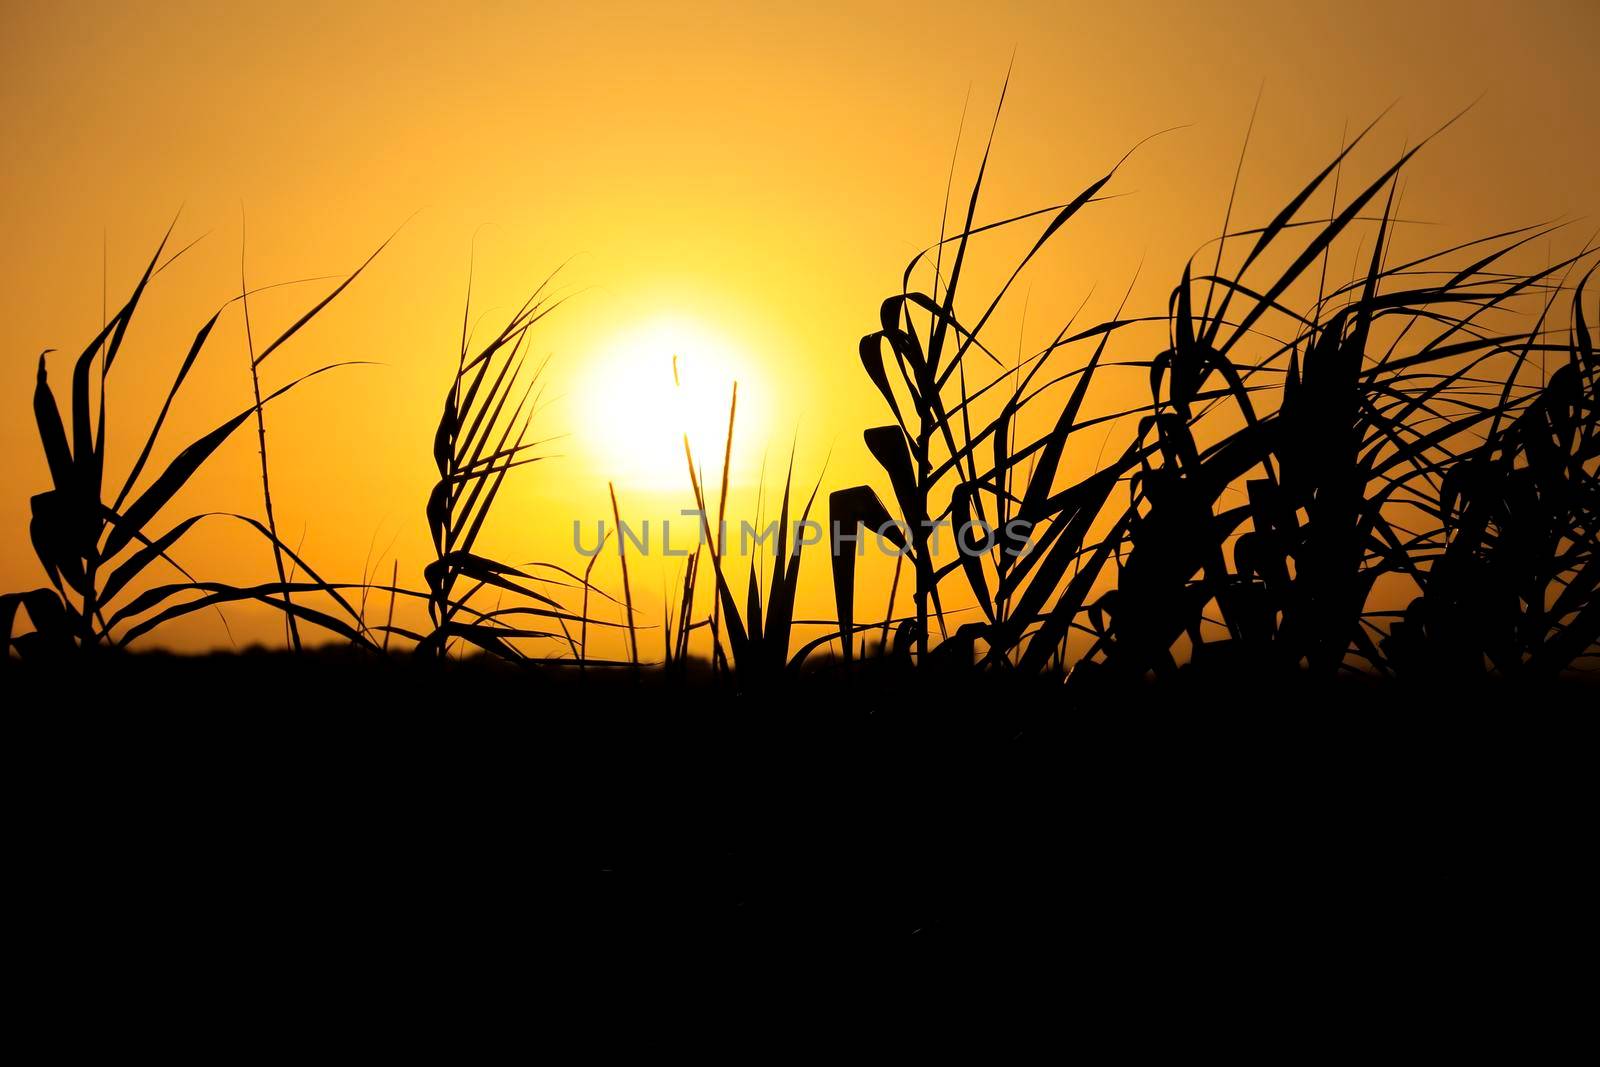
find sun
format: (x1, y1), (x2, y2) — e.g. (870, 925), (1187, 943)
(577, 316), (770, 494)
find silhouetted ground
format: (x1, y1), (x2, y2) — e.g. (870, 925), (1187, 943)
(6, 651), (1592, 974)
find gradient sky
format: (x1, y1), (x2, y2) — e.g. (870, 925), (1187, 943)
(2, 0), (1595, 654)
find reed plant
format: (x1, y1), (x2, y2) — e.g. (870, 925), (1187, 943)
(830, 97), (1600, 681)
(3, 224), (386, 658)
(398, 269), (608, 661)
(6, 94), (1597, 682)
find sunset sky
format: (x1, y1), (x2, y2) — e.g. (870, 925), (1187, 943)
(2, 0), (1595, 654)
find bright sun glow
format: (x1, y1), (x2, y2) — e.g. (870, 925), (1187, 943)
(578, 317), (769, 493)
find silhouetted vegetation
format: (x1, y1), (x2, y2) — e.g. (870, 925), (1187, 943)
(828, 94), (1598, 686)
(4, 95), (1597, 686)
(1, 224), (385, 658)
(5, 92), (1596, 952)
(400, 269), (602, 660)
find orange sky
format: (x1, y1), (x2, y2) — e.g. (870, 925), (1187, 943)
(2, 0), (1596, 655)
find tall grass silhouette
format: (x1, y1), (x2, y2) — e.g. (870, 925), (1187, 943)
(355, 265), (627, 663)
(681, 403), (828, 683)
(1073, 133), (1598, 684)
(1384, 264), (1600, 678)
(2, 224), (386, 657)
(411, 271), (578, 659)
(4, 94), (1596, 682)
(827, 95), (1598, 682)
